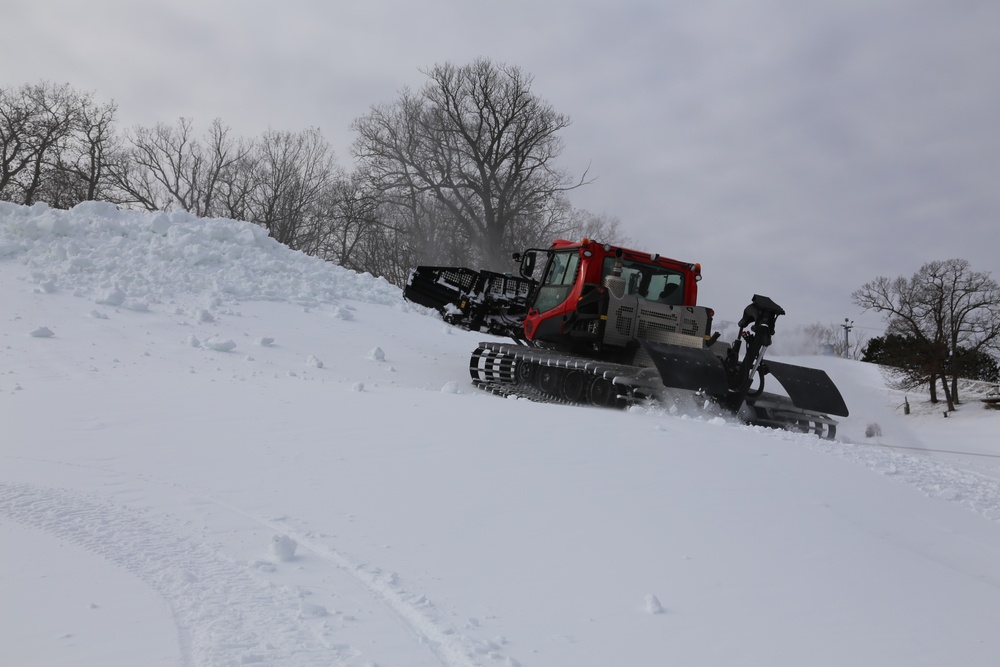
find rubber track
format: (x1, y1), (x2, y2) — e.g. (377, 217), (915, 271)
(469, 341), (659, 408)
(469, 341), (840, 439)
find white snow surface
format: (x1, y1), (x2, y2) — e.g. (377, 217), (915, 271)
(3, 201), (1000, 667)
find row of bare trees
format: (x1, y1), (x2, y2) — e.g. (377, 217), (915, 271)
(2, 61), (623, 285)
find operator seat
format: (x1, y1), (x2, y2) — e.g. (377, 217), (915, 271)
(658, 283), (679, 304)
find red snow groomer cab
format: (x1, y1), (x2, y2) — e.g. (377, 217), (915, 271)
(516, 238), (708, 362)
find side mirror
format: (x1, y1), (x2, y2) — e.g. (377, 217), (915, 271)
(519, 250), (537, 279)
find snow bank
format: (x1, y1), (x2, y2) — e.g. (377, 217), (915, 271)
(0, 201), (404, 308)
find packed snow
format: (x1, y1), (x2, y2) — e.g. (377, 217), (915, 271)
(2, 201), (1000, 667)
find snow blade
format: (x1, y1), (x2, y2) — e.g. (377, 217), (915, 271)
(764, 360), (849, 417)
(643, 341), (849, 419)
(642, 341), (730, 395)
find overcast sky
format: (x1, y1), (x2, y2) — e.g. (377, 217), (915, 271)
(6, 0), (999, 337)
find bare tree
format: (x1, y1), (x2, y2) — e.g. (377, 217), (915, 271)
(0, 85), (31, 197)
(0, 82), (83, 205)
(853, 259), (1000, 410)
(352, 58), (590, 270)
(247, 128), (340, 249)
(198, 119), (252, 217)
(214, 146), (258, 222)
(38, 94), (121, 208)
(305, 172), (379, 267)
(352, 201), (417, 285)
(113, 117), (249, 215)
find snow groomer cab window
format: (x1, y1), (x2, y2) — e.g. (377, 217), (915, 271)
(602, 257), (685, 305)
(533, 250), (581, 313)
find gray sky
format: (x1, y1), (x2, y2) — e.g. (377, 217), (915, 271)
(6, 0), (999, 338)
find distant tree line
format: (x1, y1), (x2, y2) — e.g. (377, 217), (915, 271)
(854, 259), (1000, 410)
(1, 61), (624, 286)
(861, 334), (998, 384)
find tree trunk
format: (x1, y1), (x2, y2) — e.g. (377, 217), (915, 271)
(940, 376), (956, 412)
(928, 374), (938, 403)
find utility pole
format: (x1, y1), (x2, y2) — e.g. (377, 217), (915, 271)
(841, 318), (854, 358)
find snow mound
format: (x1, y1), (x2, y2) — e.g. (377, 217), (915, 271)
(271, 534), (298, 561)
(0, 201), (404, 308)
(205, 337), (237, 352)
(644, 594), (665, 614)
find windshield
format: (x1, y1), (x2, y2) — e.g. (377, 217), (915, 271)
(603, 257), (684, 305)
(533, 250), (580, 313)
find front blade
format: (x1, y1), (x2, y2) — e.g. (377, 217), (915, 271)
(642, 341), (729, 395)
(764, 360), (849, 417)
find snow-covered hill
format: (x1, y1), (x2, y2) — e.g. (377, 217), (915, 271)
(2, 202), (1000, 667)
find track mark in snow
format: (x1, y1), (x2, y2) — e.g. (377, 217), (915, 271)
(0, 482), (360, 666)
(796, 432), (1000, 522)
(216, 504), (507, 667)
(1, 456), (513, 665)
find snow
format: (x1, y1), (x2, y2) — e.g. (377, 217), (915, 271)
(2, 200), (1000, 667)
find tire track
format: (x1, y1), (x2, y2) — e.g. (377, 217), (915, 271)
(210, 501), (512, 667)
(805, 435), (1000, 522)
(0, 482), (355, 666)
